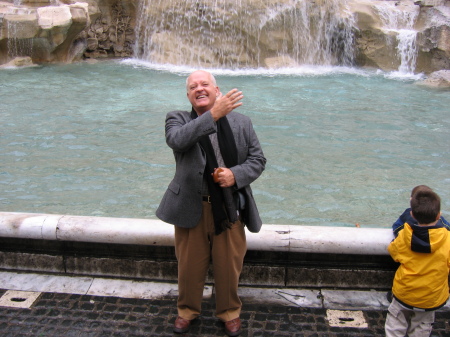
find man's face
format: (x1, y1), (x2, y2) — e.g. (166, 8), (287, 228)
(186, 71), (219, 114)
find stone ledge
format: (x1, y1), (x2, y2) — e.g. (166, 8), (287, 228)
(0, 212), (398, 289)
(0, 212), (393, 255)
(0, 236), (398, 289)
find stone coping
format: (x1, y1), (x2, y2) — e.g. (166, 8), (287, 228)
(0, 212), (393, 255)
(0, 270), (448, 312)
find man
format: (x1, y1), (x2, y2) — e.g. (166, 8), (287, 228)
(156, 70), (266, 336)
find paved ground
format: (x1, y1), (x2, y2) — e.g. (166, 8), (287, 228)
(0, 271), (449, 337)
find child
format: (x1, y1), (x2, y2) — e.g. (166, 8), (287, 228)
(392, 185), (450, 237)
(385, 189), (450, 337)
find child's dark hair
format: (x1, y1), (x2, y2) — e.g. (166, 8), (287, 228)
(410, 185), (432, 198)
(410, 190), (441, 225)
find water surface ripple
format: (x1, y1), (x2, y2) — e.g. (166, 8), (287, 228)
(1, 61), (449, 228)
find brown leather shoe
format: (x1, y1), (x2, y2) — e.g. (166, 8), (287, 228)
(224, 317), (242, 336)
(173, 316), (191, 334)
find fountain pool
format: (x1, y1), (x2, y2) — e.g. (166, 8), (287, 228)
(1, 60), (449, 228)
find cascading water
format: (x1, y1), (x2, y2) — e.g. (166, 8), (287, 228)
(263, 0), (356, 66)
(396, 29), (418, 73)
(375, 2), (419, 74)
(5, 5), (35, 60)
(133, 0), (356, 68)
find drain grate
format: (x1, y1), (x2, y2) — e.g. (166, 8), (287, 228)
(326, 309), (368, 328)
(0, 290), (41, 309)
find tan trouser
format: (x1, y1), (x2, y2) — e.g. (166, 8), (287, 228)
(385, 297), (435, 337)
(175, 201), (247, 322)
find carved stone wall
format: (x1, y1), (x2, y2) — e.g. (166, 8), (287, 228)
(82, 0), (136, 59)
(0, 0), (449, 74)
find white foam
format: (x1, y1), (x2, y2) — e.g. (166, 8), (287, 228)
(120, 58), (372, 78)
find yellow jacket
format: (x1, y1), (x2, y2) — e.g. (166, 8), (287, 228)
(388, 220), (450, 310)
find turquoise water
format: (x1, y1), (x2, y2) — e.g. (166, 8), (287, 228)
(1, 60), (449, 228)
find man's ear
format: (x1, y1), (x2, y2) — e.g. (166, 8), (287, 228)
(410, 211), (416, 220)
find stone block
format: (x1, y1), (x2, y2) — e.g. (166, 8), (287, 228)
(240, 265), (286, 287)
(415, 0), (447, 7)
(86, 37), (98, 50)
(64, 256), (179, 281)
(286, 267), (395, 289)
(0, 56), (35, 67)
(0, 251), (65, 273)
(37, 6), (72, 29)
(69, 6), (89, 25)
(4, 14), (39, 39)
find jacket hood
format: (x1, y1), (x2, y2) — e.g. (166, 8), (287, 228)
(404, 220), (449, 253)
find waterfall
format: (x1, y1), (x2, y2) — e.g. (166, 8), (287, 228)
(133, 0), (356, 68)
(375, 2), (419, 74)
(396, 29), (417, 74)
(7, 23), (34, 60)
(5, 6), (35, 60)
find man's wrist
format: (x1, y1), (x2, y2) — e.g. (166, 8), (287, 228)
(210, 108), (220, 122)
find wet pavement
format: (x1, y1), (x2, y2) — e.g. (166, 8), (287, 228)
(0, 272), (449, 337)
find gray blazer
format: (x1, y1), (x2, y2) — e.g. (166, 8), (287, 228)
(156, 109), (266, 233)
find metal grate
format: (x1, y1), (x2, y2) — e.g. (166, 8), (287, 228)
(326, 309), (368, 328)
(0, 290), (41, 309)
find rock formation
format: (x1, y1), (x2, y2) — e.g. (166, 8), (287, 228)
(0, 0), (448, 74)
(0, 1), (92, 64)
(416, 69), (450, 87)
